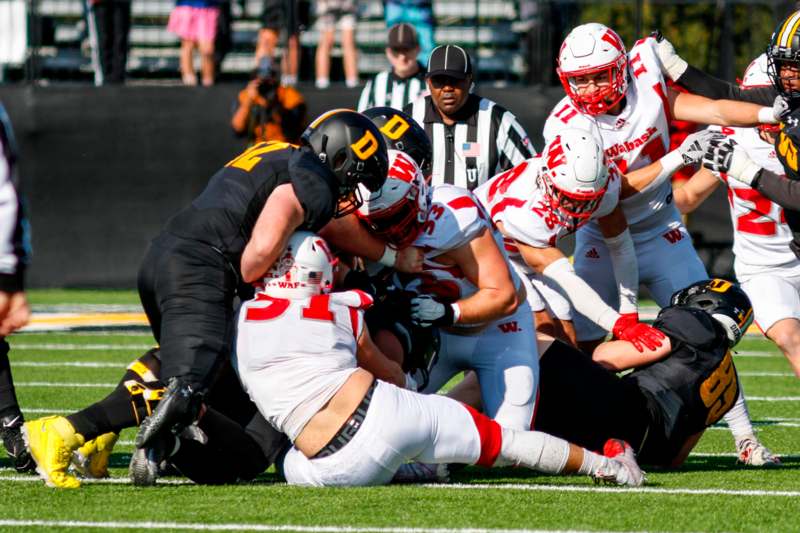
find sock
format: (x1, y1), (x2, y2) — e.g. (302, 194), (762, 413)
(577, 448), (609, 476)
(315, 77), (330, 89)
(723, 387), (755, 442)
(345, 78), (359, 88)
(498, 428), (570, 474)
(68, 349), (164, 440)
(282, 75), (296, 86)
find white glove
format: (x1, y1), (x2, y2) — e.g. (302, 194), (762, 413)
(404, 372), (418, 391)
(675, 129), (719, 165)
(410, 295), (459, 327)
(702, 137), (762, 186)
(653, 34), (688, 80)
(758, 95), (791, 124)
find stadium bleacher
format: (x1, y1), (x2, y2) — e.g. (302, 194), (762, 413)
(25, 0), (529, 82)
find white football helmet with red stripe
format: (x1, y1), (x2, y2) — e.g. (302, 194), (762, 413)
(540, 128), (609, 231)
(557, 23), (628, 115)
(741, 53), (780, 134)
(356, 149), (429, 248)
(262, 231), (336, 299)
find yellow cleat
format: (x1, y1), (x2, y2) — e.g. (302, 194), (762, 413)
(72, 432), (118, 479)
(22, 416), (85, 489)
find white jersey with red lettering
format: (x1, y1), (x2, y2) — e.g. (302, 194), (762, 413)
(708, 125), (797, 273)
(543, 36), (682, 244)
(235, 290), (373, 442)
(473, 157), (622, 278)
(396, 184), (521, 305)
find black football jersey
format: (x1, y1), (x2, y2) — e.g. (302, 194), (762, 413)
(777, 108), (800, 181)
(627, 306), (740, 462)
(165, 143), (337, 264)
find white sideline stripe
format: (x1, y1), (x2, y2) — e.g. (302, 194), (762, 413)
(690, 453), (800, 458)
(747, 396), (800, 401)
(12, 361), (123, 368)
(738, 371), (796, 377)
(10, 343), (152, 350)
(734, 351), (783, 358)
(430, 483), (800, 498)
(0, 520), (601, 533)
(16, 382), (116, 388)
(708, 422), (800, 429)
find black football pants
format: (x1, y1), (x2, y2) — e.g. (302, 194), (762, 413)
(0, 339), (21, 419)
(137, 232), (237, 390)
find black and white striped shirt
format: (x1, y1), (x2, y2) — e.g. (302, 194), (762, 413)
(404, 94), (535, 190)
(357, 67), (427, 112)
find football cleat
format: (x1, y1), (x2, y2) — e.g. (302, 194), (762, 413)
(135, 376), (202, 449)
(0, 412), (35, 473)
(22, 416), (85, 489)
(129, 432), (178, 487)
(592, 439), (646, 487)
(392, 462), (450, 484)
(736, 436), (781, 466)
(72, 432), (119, 479)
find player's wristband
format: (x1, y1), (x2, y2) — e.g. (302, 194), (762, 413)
(378, 244), (397, 267)
(757, 106), (779, 124)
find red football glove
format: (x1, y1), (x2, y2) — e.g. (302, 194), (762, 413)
(612, 313), (666, 352)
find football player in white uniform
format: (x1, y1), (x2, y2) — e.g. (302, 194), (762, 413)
(638, 55), (784, 466)
(235, 231), (645, 487)
(674, 56), (800, 371)
(544, 23), (782, 350)
(474, 128), (665, 351)
(357, 150), (538, 432)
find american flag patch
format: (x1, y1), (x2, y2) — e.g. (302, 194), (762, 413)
(307, 271), (322, 285)
(462, 142), (481, 157)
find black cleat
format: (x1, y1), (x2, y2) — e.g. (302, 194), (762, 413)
(1, 413), (35, 473)
(135, 377), (203, 449)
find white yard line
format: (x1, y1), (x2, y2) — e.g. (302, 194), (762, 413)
(12, 361), (124, 368)
(15, 382), (117, 388)
(430, 483), (800, 497)
(0, 520), (605, 533)
(10, 343), (153, 350)
(733, 351), (783, 358)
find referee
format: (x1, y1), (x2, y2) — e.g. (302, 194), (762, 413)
(357, 23), (426, 112)
(404, 44), (534, 190)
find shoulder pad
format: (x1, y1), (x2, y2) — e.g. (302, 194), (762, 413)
(653, 306), (722, 350)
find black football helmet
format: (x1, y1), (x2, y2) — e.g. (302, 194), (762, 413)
(767, 10), (800, 102)
(363, 107), (432, 179)
(670, 279), (754, 348)
(302, 109), (389, 216)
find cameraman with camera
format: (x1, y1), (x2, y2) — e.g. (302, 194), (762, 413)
(231, 57), (307, 145)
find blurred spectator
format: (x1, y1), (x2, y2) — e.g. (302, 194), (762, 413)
(86, 0), (132, 85)
(357, 23), (426, 111)
(256, 1), (308, 86)
(231, 57), (307, 145)
(314, 0), (359, 88)
(213, 0), (235, 74)
(167, 0), (221, 86)
(384, 0), (434, 66)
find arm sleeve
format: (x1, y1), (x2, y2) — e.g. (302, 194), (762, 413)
(357, 80), (373, 112)
(495, 108), (536, 172)
(543, 257), (619, 332)
(753, 169), (800, 210)
(676, 65), (776, 105)
(604, 228), (638, 315)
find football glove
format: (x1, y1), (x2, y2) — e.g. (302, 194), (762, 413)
(410, 295), (458, 327)
(650, 30), (688, 80)
(702, 137), (762, 186)
(675, 129), (718, 166)
(612, 313), (666, 352)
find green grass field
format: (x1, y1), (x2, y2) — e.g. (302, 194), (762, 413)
(0, 290), (798, 532)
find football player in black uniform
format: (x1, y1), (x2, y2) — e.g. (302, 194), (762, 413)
(446, 279), (775, 469)
(25, 110), (425, 487)
(534, 279), (775, 467)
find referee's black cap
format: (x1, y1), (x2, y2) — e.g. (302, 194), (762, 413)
(387, 23), (418, 50)
(426, 45), (472, 80)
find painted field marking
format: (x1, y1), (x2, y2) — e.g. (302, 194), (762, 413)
(12, 361), (124, 368)
(734, 351), (783, 358)
(10, 343), (153, 350)
(15, 382), (117, 388)
(0, 520), (605, 533)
